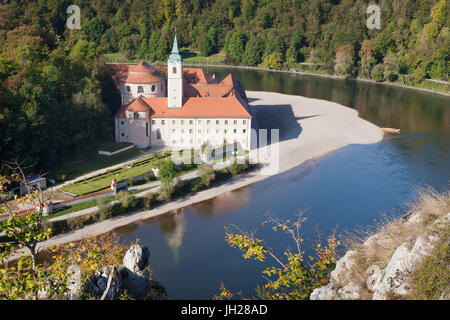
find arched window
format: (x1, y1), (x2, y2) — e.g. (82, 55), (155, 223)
(173, 66), (177, 74)
(137, 86), (144, 93)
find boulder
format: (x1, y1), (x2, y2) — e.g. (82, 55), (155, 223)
(123, 244), (150, 274)
(310, 285), (336, 300)
(65, 265), (83, 300)
(118, 266), (150, 300)
(85, 266), (121, 300)
(337, 285), (360, 300)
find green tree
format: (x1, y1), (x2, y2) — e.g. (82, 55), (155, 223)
(263, 51), (283, 69)
(158, 160), (178, 184)
(383, 53), (400, 82)
(374, 33), (394, 61)
(198, 163), (215, 187)
(334, 45), (355, 77)
(242, 36), (265, 66)
(227, 32), (248, 63)
(372, 63), (385, 82)
(81, 17), (106, 46)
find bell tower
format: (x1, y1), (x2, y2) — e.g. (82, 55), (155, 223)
(168, 35), (183, 109)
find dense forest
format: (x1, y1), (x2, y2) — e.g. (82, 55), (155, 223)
(0, 0), (448, 172)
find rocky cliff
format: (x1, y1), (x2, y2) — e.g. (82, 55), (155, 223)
(311, 190), (449, 300)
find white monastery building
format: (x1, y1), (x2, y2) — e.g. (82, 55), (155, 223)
(109, 36), (253, 151)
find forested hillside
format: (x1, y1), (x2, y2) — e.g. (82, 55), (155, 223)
(0, 0), (448, 172)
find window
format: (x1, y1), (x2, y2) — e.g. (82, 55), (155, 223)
(243, 120), (247, 125)
(198, 120), (202, 124)
(146, 123), (149, 137)
(189, 120), (193, 125)
(234, 129), (237, 134)
(216, 120), (220, 125)
(121, 132), (125, 137)
(126, 86), (131, 92)
(152, 120), (156, 125)
(243, 129), (246, 134)
(138, 86), (144, 93)
(172, 120), (176, 125)
(161, 120), (165, 125)
(134, 112), (140, 119)
(225, 120), (228, 125)
(151, 85), (156, 92)
(207, 120), (211, 125)
(181, 120), (184, 125)
(224, 129), (227, 134)
(172, 129), (176, 134)
(234, 120), (237, 125)
(120, 121), (124, 125)
(156, 129), (161, 139)
(173, 67), (177, 74)
(189, 129), (193, 134)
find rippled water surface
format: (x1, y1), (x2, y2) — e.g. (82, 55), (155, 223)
(114, 68), (449, 299)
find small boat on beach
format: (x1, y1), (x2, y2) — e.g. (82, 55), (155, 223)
(381, 128), (401, 134)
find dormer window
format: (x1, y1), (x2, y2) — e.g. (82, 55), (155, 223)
(151, 85), (156, 92)
(138, 86), (144, 93)
(134, 112), (140, 119)
(126, 85), (131, 92)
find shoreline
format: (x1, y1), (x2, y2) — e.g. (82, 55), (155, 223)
(31, 91), (385, 253)
(183, 63), (450, 98)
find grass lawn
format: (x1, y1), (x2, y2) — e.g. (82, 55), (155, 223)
(47, 187), (152, 220)
(49, 147), (151, 183)
(60, 151), (171, 196)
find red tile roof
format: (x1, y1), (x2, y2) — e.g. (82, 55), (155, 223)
(184, 68), (217, 84)
(116, 96), (251, 119)
(108, 62), (165, 86)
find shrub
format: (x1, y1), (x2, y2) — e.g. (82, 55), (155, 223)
(158, 182), (175, 202)
(97, 197), (111, 209)
(199, 163), (215, 187)
(371, 64), (385, 82)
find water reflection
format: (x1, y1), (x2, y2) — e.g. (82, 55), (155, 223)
(188, 187), (251, 219)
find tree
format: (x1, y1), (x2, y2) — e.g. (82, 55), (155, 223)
(360, 39), (376, 78)
(374, 33), (394, 61)
(81, 17), (106, 46)
(227, 32), (248, 63)
(158, 160), (178, 185)
(334, 45), (355, 77)
(215, 211), (339, 300)
(0, 161), (128, 300)
(242, 36), (265, 66)
(263, 52), (283, 70)
(198, 163), (215, 187)
(383, 53), (400, 82)
(371, 63), (385, 82)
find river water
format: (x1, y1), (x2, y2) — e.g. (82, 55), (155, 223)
(113, 68), (450, 299)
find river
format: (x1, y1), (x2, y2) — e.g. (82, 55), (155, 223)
(113, 68), (450, 299)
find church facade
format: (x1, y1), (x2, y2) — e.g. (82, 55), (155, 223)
(110, 36), (253, 151)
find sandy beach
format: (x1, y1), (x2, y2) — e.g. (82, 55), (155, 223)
(35, 91), (384, 251)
